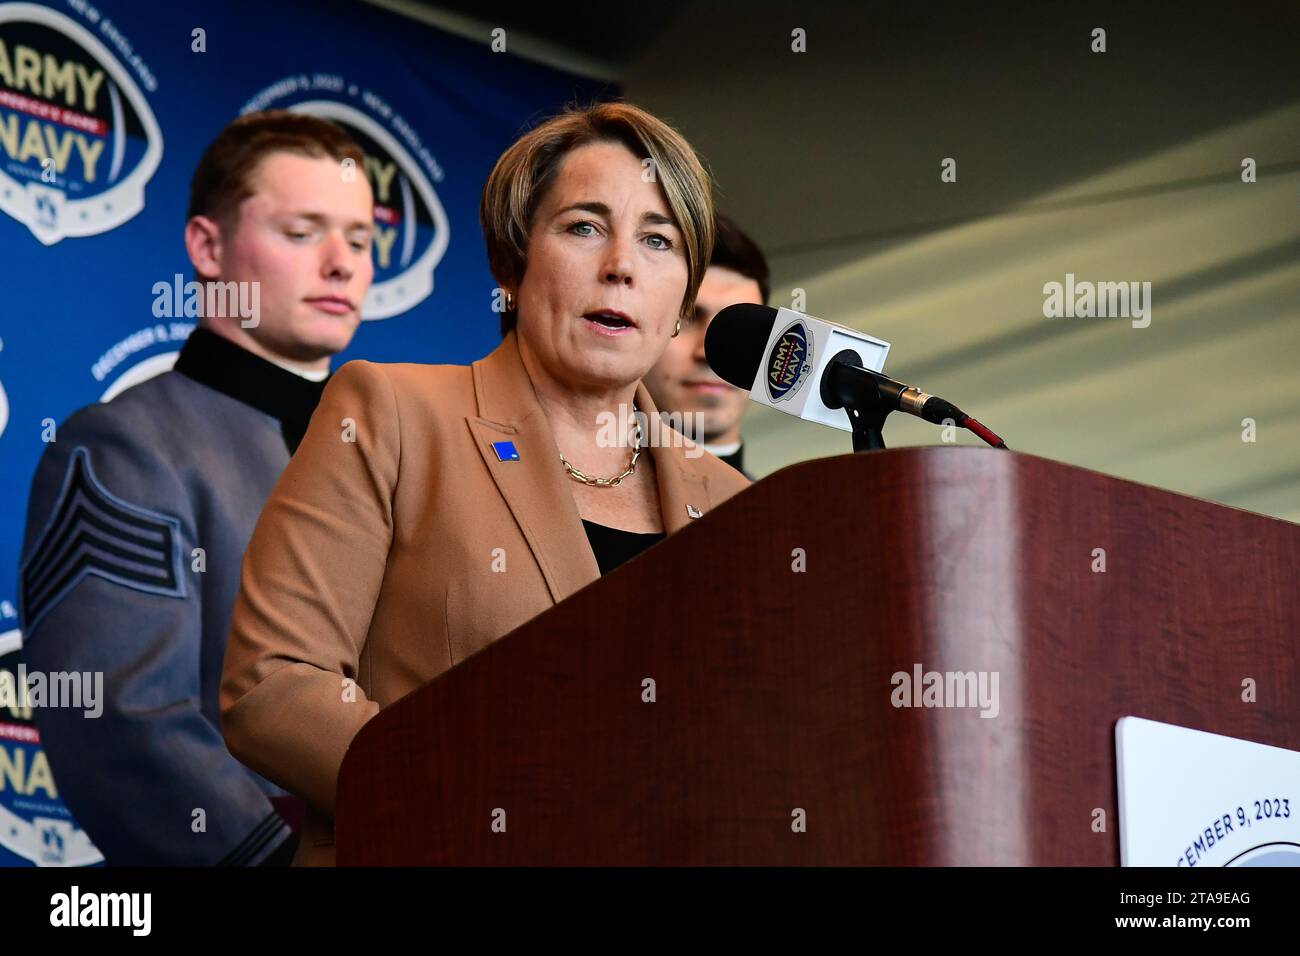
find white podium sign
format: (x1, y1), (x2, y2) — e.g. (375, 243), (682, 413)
(1116, 717), (1300, 866)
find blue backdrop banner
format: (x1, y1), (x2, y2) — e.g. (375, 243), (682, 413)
(0, 0), (604, 866)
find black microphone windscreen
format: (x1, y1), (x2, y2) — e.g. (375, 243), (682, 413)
(704, 303), (779, 389)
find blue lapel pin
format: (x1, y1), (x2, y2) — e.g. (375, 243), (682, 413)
(492, 440), (520, 462)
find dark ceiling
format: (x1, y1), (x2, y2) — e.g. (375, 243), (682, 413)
(408, 0), (689, 72)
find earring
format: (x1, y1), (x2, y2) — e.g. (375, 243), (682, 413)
(672, 317), (681, 337)
(505, 291), (516, 312)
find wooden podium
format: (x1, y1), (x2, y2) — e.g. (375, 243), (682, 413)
(335, 447), (1300, 865)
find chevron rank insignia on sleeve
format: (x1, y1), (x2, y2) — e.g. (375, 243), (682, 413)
(20, 446), (186, 634)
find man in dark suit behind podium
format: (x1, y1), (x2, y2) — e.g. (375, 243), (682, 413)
(643, 213), (770, 480)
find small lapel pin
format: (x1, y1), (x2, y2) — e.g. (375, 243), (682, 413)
(686, 504), (703, 519)
(492, 440), (520, 462)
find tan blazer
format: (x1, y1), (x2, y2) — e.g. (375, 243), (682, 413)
(220, 331), (750, 865)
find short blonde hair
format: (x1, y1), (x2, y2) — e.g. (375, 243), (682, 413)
(480, 101), (715, 334)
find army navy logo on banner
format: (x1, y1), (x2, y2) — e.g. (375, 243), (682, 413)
(1, 626), (102, 867)
(241, 77), (451, 319)
(289, 99), (449, 319)
(0, 3), (163, 244)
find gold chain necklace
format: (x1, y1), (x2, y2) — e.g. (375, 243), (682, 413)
(559, 413), (643, 487)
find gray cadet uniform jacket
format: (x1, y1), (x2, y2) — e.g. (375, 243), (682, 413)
(18, 328), (327, 865)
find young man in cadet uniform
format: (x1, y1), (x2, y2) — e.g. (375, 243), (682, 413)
(18, 110), (375, 865)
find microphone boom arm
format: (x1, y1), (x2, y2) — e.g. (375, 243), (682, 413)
(821, 351), (1009, 453)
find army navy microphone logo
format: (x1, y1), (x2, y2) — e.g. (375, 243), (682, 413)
(287, 99), (449, 320)
(765, 320), (813, 402)
(0, 3), (163, 244)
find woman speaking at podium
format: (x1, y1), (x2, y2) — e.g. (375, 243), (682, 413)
(219, 102), (750, 865)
